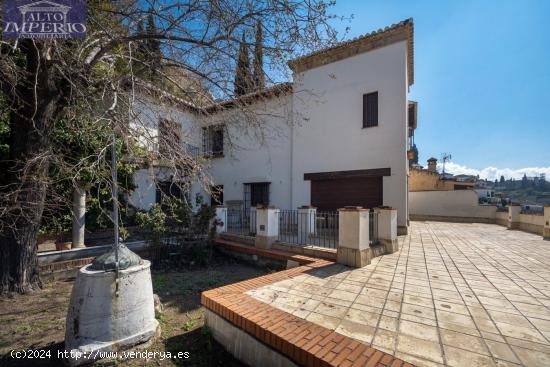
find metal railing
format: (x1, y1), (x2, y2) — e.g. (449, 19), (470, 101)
(225, 208), (257, 236)
(184, 143), (201, 159)
(277, 210), (338, 249)
(369, 210), (379, 245)
(314, 211), (339, 249)
(222, 207), (382, 248)
(521, 205), (544, 215)
(277, 209), (298, 244)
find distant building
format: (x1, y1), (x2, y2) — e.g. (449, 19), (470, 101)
(409, 158), (475, 192)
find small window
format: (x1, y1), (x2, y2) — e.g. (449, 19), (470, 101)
(202, 125), (224, 157)
(363, 92), (378, 128)
(243, 182), (270, 212)
(210, 185), (224, 206)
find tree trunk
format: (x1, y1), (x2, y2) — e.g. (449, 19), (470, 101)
(0, 39), (61, 294)
(0, 101), (52, 294)
(0, 118), (50, 293)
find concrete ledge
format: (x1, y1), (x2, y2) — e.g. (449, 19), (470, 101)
(271, 242), (336, 261)
(336, 247), (370, 267)
(255, 235), (277, 249)
(38, 239), (151, 265)
(519, 222), (544, 235)
(495, 218), (508, 227)
(214, 239), (319, 266)
(206, 309), (298, 367)
(381, 238), (399, 254)
(508, 221), (520, 230)
(410, 214), (496, 224)
(219, 233), (255, 246)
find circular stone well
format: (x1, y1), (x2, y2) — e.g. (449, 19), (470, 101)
(64, 260), (159, 366)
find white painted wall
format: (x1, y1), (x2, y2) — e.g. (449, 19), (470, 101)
(127, 96), (204, 211)
(204, 95), (293, 209)
(129, 95), (202, 152)
(291, 41), (409, 227)
(409, 190), (497, 219)
(128, 168), (156, 211)
(129, 42), (411, 227)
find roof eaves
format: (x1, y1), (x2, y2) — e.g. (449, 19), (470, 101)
(288, 19), (414, 86)
(202, 83), (293, 114)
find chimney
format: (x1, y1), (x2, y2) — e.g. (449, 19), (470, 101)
(427, 158), (437, 173)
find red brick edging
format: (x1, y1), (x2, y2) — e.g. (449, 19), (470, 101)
(201, 239), (412, 367)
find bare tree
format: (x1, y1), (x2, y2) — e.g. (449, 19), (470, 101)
(0, 0), (344, 294)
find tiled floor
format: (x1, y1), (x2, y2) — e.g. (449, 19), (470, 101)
(246, 221), (550, 367)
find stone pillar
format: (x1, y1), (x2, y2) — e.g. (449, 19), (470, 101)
(377, 207), (399, 254)
(71, 186), (86, 249)
(337, 207), (370, 268)
(508, 205), (521, 230)
(255, 206), (280, 249)
(298, 206), (316, 245)
(544, 205), (550, 240)
(250, 206), (257, 234)
(215, 206), (227, 234)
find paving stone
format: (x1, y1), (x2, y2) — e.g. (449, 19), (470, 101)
(396, 334), (444, 364)
(247, 221), (550, 367)
(372, 328), (397, 352)
(511, 345), (550, 367)
(399, 319), (439, 342)
(443, 345), (496, 367)
(440, 329), (490, 356)
(335, 319), (375, 344)
(485, 340), (521, 364)
(344, 307), (380, 327)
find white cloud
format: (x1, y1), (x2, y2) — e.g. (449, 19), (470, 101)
(437, 162), (550, 181)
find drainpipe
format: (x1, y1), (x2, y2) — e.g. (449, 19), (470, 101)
(71, 185), (86, 248)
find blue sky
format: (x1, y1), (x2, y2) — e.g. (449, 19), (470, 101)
(330, 0), (550, 180)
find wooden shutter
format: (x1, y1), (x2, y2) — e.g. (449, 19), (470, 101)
(408, 102), (417, 129)
(311, 177), (383, 211)
(363, 92), (378, 128)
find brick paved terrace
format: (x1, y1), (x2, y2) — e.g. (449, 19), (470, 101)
(245, 221), (550, 367)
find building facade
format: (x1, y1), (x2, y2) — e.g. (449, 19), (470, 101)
(128, 19), (415, 234)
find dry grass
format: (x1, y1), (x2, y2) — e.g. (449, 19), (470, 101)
(0, 255), (268, 366)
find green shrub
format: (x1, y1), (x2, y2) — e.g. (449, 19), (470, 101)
(136, 204), (167, 237)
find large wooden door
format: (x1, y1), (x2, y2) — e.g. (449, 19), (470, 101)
(311, 177), (383, 211)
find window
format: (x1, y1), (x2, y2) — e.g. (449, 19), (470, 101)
(158, 119), (182, 155)
(155, 179), (188, 204)
(243, 182), (270, 213)
(363, 92), (378, 128)
(210, 185), (224, 206)
(202, 125), (224, 157)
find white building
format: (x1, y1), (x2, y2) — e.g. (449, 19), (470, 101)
(128, 19), (416, 234)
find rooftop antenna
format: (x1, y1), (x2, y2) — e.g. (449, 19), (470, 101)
(441, 153), (452, 174)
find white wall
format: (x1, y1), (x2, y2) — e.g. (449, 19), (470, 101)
(128, 96), (204, 211)
(291, 41), (409, 227)
(128, 168), (156, 211)
(129, 95), (202, 152)
(206, 95), (293, 209)
(410, 190), (497, 219)
(129, 42), (411, 224)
